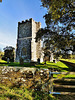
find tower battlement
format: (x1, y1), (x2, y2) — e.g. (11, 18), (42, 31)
(18, 18), (41, 26)
(18, 18), (32, 25)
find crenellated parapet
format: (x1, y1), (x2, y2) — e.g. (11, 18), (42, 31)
(18, 18), (32, 25)
(18, 18), (41, 26)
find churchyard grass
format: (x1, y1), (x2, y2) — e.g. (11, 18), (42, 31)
(36, 61), (69, 72)
(0, 59), (68, 72)
(64, 74), (75, 78)
(0, 59), (72, 72)
(0, 59), (7, 63)
(53, 73), (75, 79)
(60, 59), (75, 63)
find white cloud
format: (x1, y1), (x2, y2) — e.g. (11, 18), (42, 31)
(0, 30), (16, 50)
(0, 41), (14, 47)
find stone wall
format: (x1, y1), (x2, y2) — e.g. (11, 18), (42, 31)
(0, 67), (50, 92)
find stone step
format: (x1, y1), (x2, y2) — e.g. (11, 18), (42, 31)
(59, 72), (75, 74)
(54, 79), (75, 85)
(53, 78), (75, 81)
(53, 84), (75, 88)
(53, 86), (75, 92)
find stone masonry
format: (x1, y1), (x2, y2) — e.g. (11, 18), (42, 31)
(0, 66), (50, 92)
(16, 18), (43, 62)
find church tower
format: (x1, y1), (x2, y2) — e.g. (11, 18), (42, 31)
(16, 18), (42, 62)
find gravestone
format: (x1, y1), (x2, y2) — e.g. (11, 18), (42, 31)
(20, 57), (24, 65)
(7, 58), (9, 64)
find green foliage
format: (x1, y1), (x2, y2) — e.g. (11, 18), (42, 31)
(36, 0), (75, 62)
(41, 0), (75, 26)
(2, 46), (15, 62)
(0, 49), (4, 59)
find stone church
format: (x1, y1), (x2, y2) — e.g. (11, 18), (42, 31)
(16, 18), (43, 63)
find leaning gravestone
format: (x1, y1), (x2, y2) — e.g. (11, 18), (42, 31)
(37, 58), (40, 64)
(20, 57), (24, 65)
(7, 58), (9, 63)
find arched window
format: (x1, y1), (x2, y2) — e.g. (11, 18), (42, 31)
(21, 47), (27, 56)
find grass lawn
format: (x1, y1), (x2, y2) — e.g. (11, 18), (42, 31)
(0, 59), (69, 72)
(36, 61), (69, 72)
(53, 73), (75, 79)
(64, 74), (75, 78)
(0, 84), (56, 100)
(0, 60), (35, 67)
(0, 59), (7, 63)
(60, 59), (75, 63)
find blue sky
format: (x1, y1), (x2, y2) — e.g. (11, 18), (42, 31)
(0, 0), (47, 51)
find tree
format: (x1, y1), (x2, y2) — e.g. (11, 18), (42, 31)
(0, 48), (4, 59)
(2, 46), (15, 62)
(36, 28), (63, 60)
(35, 0), (75, 60)
(41, 0), (75, 27)
(41, 0), (75, 38)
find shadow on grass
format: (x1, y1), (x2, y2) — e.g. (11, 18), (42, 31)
(8, 63), (33, 67)
(0, 62), (8, 64)
(0, 61), (72, 72)
(0, 62), (69, 72)
(60, 60), (75, 72)
(46, 64), (69, 72)
(0, 62), (35, 67)
(54, 79), (75, 85)
(0, 62), (8, 66)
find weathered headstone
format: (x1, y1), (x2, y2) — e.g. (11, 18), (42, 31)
(7, 58), (9, 64)
(37, 58), (40, 64)
(20, 57), (24, 65)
